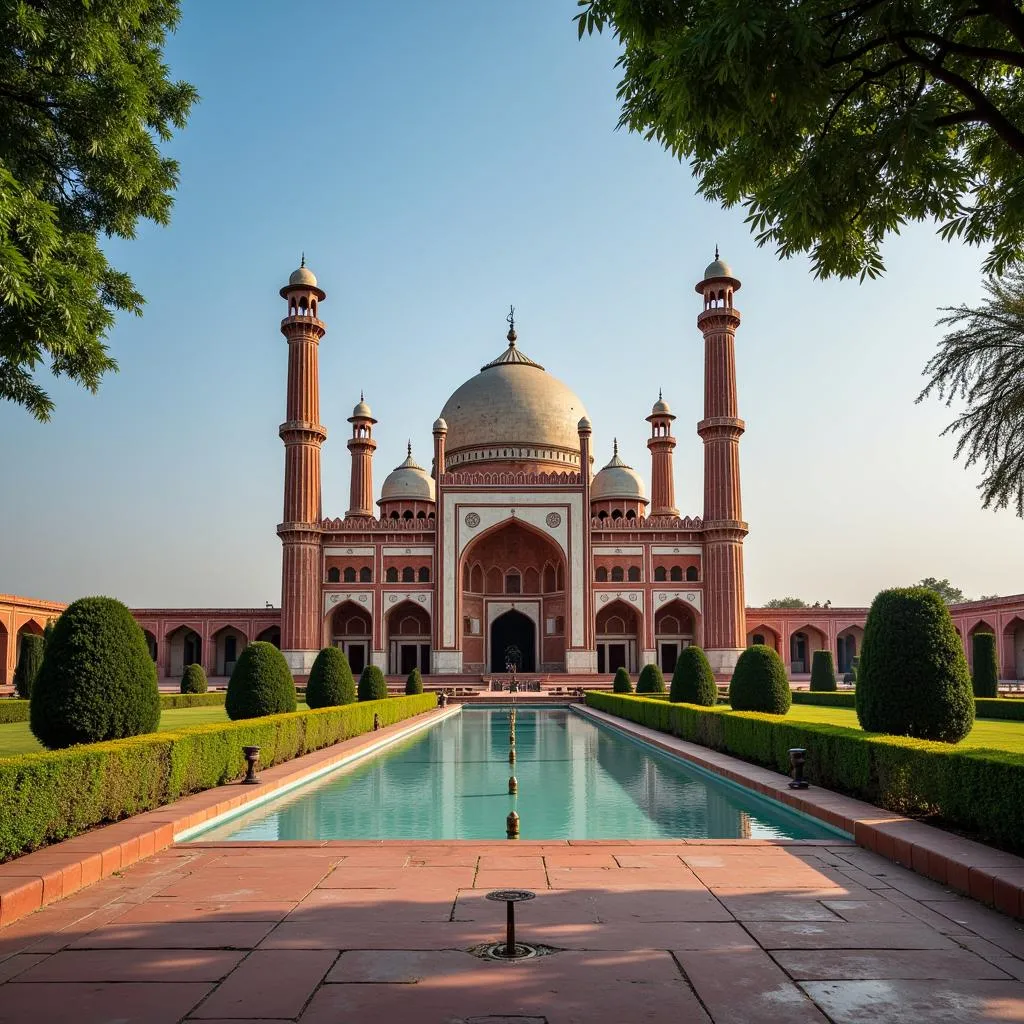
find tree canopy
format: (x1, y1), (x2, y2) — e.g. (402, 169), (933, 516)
(764, 597), (809, 608)
(576, 0), (1024, 280)
(915, 577), (966, 603)
(0, 0), (197, 419)
(918, 268), (1024, 515)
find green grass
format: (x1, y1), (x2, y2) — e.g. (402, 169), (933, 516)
(782, 703), (1024, 753)
(0, 704), (309, 758)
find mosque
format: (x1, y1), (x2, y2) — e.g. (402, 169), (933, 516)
(3, 255), (1024, 686)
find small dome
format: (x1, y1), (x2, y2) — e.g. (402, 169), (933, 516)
(380, 446), (436, 503)
(433, 417), (448, 433)
(578, 415), (592, 431)
(703, 257), (733, 280)
(351, 397), (373, 420)
(288, 264), (318, 287)
(591, 442), (647, 502)
(651, 392), (672, 416)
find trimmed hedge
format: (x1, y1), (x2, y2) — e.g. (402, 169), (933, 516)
(13, 634), (44, 700)
(0, 693), (436, 860)
(792, 691), (857, 708)
(636, 664), (666, 695)
(405, 667), (424, 695)
(306, 647), (356, 709)
(358, 664), (388, 702)
(857, 587), (974, 742)
(612, 668), (633, 694)
(586, 692), (1024, 852)
(975, 698), (1024, 721)
(669, 646), (717, 706)
(972, 633), (999, 699)
(0, 692), (226, 725)
(31, 597), (160, 749)
(226, 642), (297, 720)
(729, 645), (791, 714)
(809, 650), (838, 692)
(180, 663), (208, 694)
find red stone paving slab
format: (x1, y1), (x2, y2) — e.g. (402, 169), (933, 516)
(478, 854), (546, 869)
(113, 899), (298, 923)
(258, 917), (492, 950)
(324, 948), (476, 983)
(589, 888), (733, 922)
(10, 948), (246, 982)
(922, 899), (1024, 956)
(772, 948), (1014, 980)
(453, 889), (599, 924)
(0, 953), (47, 982)
(712, 892), (844, 922)
(675, 947), (830, 1023)
(746, 921), (959, 950)
(820, 898), (940, 923)
(297, 887), (455, 920)
(0, 980), (214, 1024)
(302, 949), (711, 1024)
(799, 979), (1024, 1023)
(317, 865), (476, 889)
(67, 920), (277, 950)
(191, 949), (338, 1019)
(473, 868), (549, 890)
(155, 867), (330, 902)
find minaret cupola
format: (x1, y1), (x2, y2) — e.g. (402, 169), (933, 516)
(590, 440), (649, 522)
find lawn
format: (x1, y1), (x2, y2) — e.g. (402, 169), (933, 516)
(783, 703), (1024, 753)
(0, 704), (309, 758)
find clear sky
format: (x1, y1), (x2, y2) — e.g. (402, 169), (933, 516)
(1, 0), (1020, 609)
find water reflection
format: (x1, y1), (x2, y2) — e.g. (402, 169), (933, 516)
(193, 708), (838, 842)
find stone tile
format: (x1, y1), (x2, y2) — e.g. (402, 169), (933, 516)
(68, 920), (276, 950)
(819, 899), (925, 923)
(923, 898), (1024, 956)
(452, 889), (598, 924)
(612, 853), (694, 871)
(774, 948), (1013, 980)
(259, 918), (490, 950)
(746, 921), (958, 950)
(316, 866), (473, 890)
(544, 867), (692, 889)
(295, 888), (455, 920)
(11, 948), (246, 982)
(800, 979), (1024, 1023)
(477, 855), (545, 870)
(676, 948), (829, 1023)
(0, 953), (47, 982)
(473, 868), (549, 890)
(591, 889), (732, 922)
(157, 868), (326, 902)
(716, 892), (842, 922)
(302, 949), (710, 1024)
(114, 900), (297, 923)
(0, 981), (213, 1024)
(992, 958), (1024, 983)
(326, 948), (476, 983)
(192, 949), (337, 1019)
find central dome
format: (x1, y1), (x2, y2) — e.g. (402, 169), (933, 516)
(439, 329), (588, 471)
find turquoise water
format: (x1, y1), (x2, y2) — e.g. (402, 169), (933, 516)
(187, 708), (842, 842)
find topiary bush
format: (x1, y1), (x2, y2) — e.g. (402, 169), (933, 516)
(636, 663), (666, 694)
(180, 663), (208, 694)
(612, 667), (633, 693)
(358, 664), (389, 702)
(225, 641), (297, 720)
(729, 644), (792, 714)
(809, 649), (838, 692)
(405, 666), (424, 695)
(13, 633), (45, 700)
(306, 647), (356, 708)
(30, 596), (160, 749)
(972, 633), (999, 698)
(669, 645), (717, 705)
(856, 587), (974, 742)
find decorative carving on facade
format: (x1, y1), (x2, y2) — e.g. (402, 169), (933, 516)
(545, 512), (562, 528)
(319, 515), (437, 531)
(441, 470), (581, 487)
(464, 512), (481, 528)
(590, 514), (703, 530)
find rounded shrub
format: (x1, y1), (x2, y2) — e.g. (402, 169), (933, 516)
(225, 641), (297, 720)
(358, 664), (389, 702)
(971, 633), (999, 698)
(636, 663), (666, 695)
(612, 667), (633, 693)
(669, 646), (717, 705)
(180, 663), (208, 694)
(306, 647), (356, 708)
(405, 666), (424, 695)
(856, 587), (974, 742)
(13, 633), (45, 699)
(30, 596), (160, 749)
(809, 649), (838, 692)
(729, 645), (792, 714)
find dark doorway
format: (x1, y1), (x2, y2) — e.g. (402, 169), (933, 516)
(490, 611), (536, 672)
(608, 643), (627, 673)
(400, 643), (418, 674)
(348, 643), (366, 675)
(660, 642), (678, 674)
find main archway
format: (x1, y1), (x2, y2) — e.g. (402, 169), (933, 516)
(491, 609), (536, 673)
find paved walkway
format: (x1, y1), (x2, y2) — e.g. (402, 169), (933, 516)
(1, 840), (1024, 1023)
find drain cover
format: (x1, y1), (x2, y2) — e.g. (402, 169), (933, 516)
(468, 941), (559, 962)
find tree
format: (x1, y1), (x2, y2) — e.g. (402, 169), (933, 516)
(180, 662), (207, 694)
(405, 666), (424, 695)
(225, 642), (296, 720)
(0, 1), (197, 419)
(918, 270), (1024, 516)
(915, 577), (966, 604)
(576, 0), (1024, 281)
(856, 587), (974, 742)
(971, 632), (999, 697)
(669, 645), (718, 705)
(636, 663), (666, 694)
(13, 633), (44, 699)
(357, 664), (389, 702)
(612, 667), (633, 693)
(729, 645), (792, 714)
(809, 649), (838, 692)
(764, 597), (809, 609)
(306, 647), (356, 708)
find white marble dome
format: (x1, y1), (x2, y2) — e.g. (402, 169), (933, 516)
(380, 447), (435, 502)
(591, 443), (647, 501)
(288, 264), (318, 287)
(439, 333), (588, 466)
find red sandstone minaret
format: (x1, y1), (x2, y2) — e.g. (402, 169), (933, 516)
(346, 395), (377, 517)
(696, 251), (748, 675)
(578, 415), (595, 660)
(646, 392), (678, 517)
(278, 258), (327, 675)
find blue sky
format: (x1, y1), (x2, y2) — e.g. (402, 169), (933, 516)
(1, 0), (1020, 609)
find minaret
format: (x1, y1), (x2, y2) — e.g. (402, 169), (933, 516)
(696, 250), (747, 675)
(346, 394), (376, 517)
(646, 391), (679, 516)
(577, 416), (595, 664)
(432, 417), (448, 480)
(278, 258), (327, 676)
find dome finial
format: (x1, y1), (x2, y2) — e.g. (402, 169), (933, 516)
(360, 389), (364, 402)
(407, 439), (412, 457)
(613, 437), (619, 457)
(506, 304), (517, 345)
(300, 251), (306, 268)
(714, 244), (719, 261)
(658, 387), (663, 401)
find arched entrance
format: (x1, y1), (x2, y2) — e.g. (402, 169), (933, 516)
(328, 602), (371, 675)
(836, 626), (863, 674)
(256, 625), (281, 648)
(789, 624), (826, 674)
(386, 600), (431, 674)
(746, 623), (781, 656)
(1004, 616), (1024, 681)
(597, 600), (642, 674)
(212, 625), (248, 676)
(166, 626), (202, 679)
(655, 600), (697, 674)
(491, 610), (536, 673)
